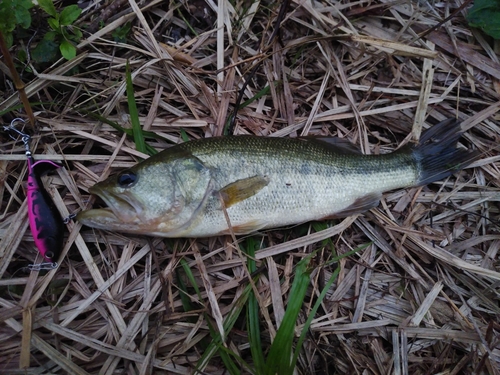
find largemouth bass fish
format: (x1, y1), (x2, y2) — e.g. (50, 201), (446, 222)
(77, 118), (477, 237)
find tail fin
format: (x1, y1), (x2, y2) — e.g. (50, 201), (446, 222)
(413, 118), (479, 186)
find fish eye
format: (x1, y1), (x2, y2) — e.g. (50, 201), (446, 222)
(117, 171), (138, 188)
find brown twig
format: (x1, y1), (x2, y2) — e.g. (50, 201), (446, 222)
(411, 0), (474, 43)
(0, 30), (35, 129)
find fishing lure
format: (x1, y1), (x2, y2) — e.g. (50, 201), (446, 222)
(4, 119), (63, 268)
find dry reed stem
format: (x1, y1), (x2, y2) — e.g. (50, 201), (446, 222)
(1, 1), (499, 374)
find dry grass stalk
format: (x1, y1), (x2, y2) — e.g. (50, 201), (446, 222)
(1, 1), (499, 374)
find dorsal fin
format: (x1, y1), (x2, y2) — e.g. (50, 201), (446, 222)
(299, 137), (362, 155)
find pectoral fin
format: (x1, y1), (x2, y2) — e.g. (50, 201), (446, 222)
(219, 175), (270, 208)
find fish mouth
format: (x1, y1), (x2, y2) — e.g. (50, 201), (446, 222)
(94, 184), (145, 222)
(77, 185), (144, 228)
(76, 207), (122, 229)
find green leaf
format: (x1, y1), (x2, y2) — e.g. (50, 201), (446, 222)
(72, 28), (83, 40)
(60, 40), (76, 60)
(61, 27), (71, 40)
(112, 22), (132, 43)
(31, 38), (59, 63)
(0, 0), (14, 31)
(62, 26), (82, 43)
(240, 84), (272, 109)
(59, 5), (82, 26)
(0, 0), (33, 34)
(18, 0), (34, 11)
(3, 32), (13, 48)
(17, 49), (27, 63)
(14, 5), (32, 29)
(125, 61), (147, 154)
(44, 31), (58, 41)
(38, 0), (58, 18)
(48, 17), (59, 31)
(467, 0), (500, 39)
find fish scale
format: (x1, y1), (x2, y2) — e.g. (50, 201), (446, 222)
(188, 138), (415, 236)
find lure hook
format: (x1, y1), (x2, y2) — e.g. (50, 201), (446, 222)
(3, 118), (31, 155)
(63, 213), (77, 224)
(26, 262), (58, 271)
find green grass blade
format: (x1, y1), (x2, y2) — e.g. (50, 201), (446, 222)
(180, 254), (252, 373)
(125, 61), (146, 154)
(244, 238), (265, 374)
(224, 85), (273, 135)
(179, 128), (190, 142)
(80, 108), (158, 156)
(324, 241), (372, 267)
(239, 84), (271, 109)
(180, 258), (242, 374)
(247, 293), (264, 374)
(195, 283), (254, 373)
(265, 256), (311, 375)
(289, 265), (341, 372)
(286, 242), (369, 372)
(176, 258), (194, 313)
(206, 321), (242, 375)
(180, 257), (203, 300)
(312, 221), (337, 249)
(176, 9), (198, 36)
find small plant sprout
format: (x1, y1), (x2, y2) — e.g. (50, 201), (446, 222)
(34, 0), (82, 60)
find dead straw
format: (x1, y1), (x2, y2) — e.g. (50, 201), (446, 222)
(1, 1), (499, 374)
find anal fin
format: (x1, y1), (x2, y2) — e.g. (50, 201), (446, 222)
(324, 193), (381, 219)
(218, 219), (268, 235)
